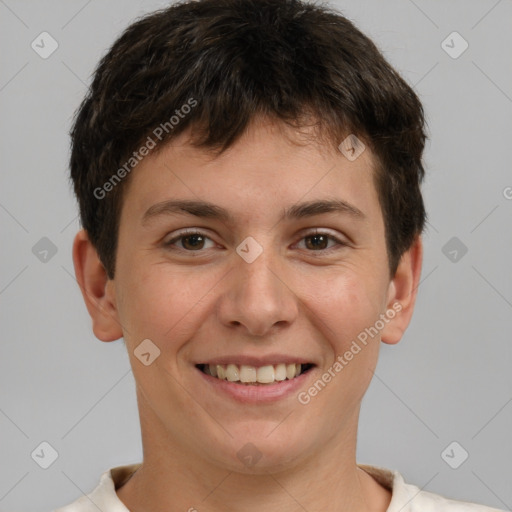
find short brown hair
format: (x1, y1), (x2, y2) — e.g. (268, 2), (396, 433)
(69, 0), (427, 279)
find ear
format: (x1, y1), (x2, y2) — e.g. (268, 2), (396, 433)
(72, 229), (123, 342)
(380, 235), (423, 345)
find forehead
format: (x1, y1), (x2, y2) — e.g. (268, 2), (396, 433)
(120, 118), (383, 229)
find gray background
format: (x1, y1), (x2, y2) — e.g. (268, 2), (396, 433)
(1, 0), (511, 511)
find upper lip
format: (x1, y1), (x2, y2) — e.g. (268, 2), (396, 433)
(196, 354), (316, 367)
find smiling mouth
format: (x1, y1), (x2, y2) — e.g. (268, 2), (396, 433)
(196, 363), (315, 385)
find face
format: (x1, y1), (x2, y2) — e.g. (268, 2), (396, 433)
(79, 117), (420, 474)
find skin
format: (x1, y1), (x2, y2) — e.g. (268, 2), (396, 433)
(73, 115), (422, 512)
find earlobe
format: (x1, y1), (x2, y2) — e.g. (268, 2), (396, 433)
(72, 229), (123, 342)
(381, 235), (423, 345)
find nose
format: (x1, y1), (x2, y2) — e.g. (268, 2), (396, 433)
(216, 243), (299, 337)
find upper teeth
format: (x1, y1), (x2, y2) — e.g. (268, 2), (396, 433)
(203, 363), (303, 384)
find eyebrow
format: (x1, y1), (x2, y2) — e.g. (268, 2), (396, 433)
(141, 198), (365, 226)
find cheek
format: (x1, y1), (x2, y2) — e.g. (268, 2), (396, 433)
(307, 274), (384, 406)
(116, 262), (216, 348)
(296, 276), (384, 422)
(302, 269), (385, 348)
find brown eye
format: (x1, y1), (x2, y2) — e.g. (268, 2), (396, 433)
(165, 231), (215, 251)
(304, 233), (330, 250)
(297, 231), (346, 252)
(180, 234), (206, 250)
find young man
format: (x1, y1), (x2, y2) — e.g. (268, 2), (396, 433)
(58, 0), (505, 510)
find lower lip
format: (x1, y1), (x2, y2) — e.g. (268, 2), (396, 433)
(196, 366), (314, 403)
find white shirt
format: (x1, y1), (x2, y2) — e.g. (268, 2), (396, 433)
(53, 463), (506, 511)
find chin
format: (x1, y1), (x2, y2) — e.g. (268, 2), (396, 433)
(205, 427), (315, 474)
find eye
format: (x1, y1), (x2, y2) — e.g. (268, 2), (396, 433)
(164, 230), (216, 251)
(295, 230), (347, 252)
(163, 229), (347, 254)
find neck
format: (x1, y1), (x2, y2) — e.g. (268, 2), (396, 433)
(116, 394), (391, 512)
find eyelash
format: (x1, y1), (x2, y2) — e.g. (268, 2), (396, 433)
(163, 229), (347, 254)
